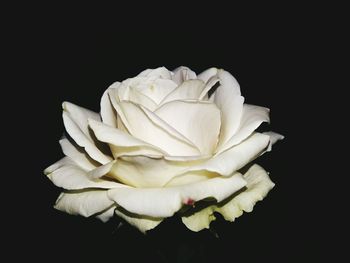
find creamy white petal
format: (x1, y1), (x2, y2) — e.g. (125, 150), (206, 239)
(217, 98), (245, 149)
(88, 119), (166, 157)
(263, 131), (285, 152)
(155, 100), (221, 155)
(165, 170), (219, 187)
(62, 102), (101, 140)
(44, 157), (68, 174)
(143, 67), (172, 79)
(45, 157), (124, 190)
(55, 190), (114, 218)
(140, 78), (178, 104)
(216, 69), (241, 95)
(197, 67), (218, 83)
(109, 155), (203, 188)
(59, 138), (97, 171)
(122, 75), (177, 104)
(100, 83), (120, 127)
(107, 173), (246, 218)
(188, 133), (270, 176)
(159, 80), (205, 106)
(62, 111), (112, 164)
(106, 133), (269, 190)
(164, 155), (211, 162)
(127, 86), (158, 111)
(95, 205), (116, 222)
(181, 206), (217, 232)
(216, 104), (270, 154)
(108, 88), (130, 132)
(198, 76), (220, 100)
(182, 164), (275, 232)
(87, 160), (116, 180)
(115, 208), (162, 233)
(116, 101), (200, 156)
(172, 66), (197, 85)
(137, 68), (153, 77)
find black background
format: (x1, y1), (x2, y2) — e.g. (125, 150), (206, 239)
(6, 4), (329, 262)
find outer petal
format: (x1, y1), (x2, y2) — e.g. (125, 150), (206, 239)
(54, 190), (114, 218)
(216, 104), (270, 154)
(87, 160), (116, 180)
(115, 101), (200, 156)
(109, 132), (269, 189)
(62, 102), (101, 140)
(198, 76), (220, 100)
(165, 170), (219, 187)
(109, 155), (204, 188)
(159, 80), (205, 105)
(62, 111), (112, 165)
(100, 83), (120, 127)
(197, 67), (218, 83)
(172, 66), (197, 85)
(96, 205), (116, 222)
(188, 133), (270, 176)
(88, 119), (167, 157)
(59, 138), (98, 171)
(115, 207), (162, 233)
(108, 88), (130, 132)
(213, 70), (244, 148)
(155, 100), (221, 155)
(182, 164), (275, 231)
(264, 131), (285, 152)
(107, 173), (246, 218)
(45, 157), (124, 190)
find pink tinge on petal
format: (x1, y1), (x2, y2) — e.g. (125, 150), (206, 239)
(184, 198), (195, 206)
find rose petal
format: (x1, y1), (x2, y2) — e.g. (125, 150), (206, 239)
(96, 205), (116, 222)
(216, 104), (270, 154)
(100, 82), (120, 127)
(62, 110), (112, 165)
(141, 67), (172, 79)
(263, 131), (285, 152)
(108, 87), (130, 132)
(172, 66), (197, 84)
(87, 160), (116, 180)
(127, 86), (158, 111)
(59, 138), (98, 171)
(159, 79), (205, 105)
(54, 190), (114, 218)
(155, 100), (221, 155)
(137, 68), (153, 77)
(188, 133), (270, 176)
(107, 173), (246, 218)
(197, 67), (218, 83)
(115, 101), (200, 156)
(181, 164), (275, 231)
(109, 155), (204, 188)
(198, 76), (220, 100)
(213, 70), (244, 148)
(62, 102), (101, 140)
(165, 170), (219, 187)
(115, 207), (162, 233)
(88, 119), (167, 157)
(121, 76), (177, 104)
(45, 157), (124, 190)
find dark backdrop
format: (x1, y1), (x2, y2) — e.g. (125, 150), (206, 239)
(8, 10), (324, 262)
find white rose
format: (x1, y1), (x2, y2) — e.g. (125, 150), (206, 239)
(44, 66), (283, 233)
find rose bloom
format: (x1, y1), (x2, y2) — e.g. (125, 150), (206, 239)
(45, 67), (283, 232)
